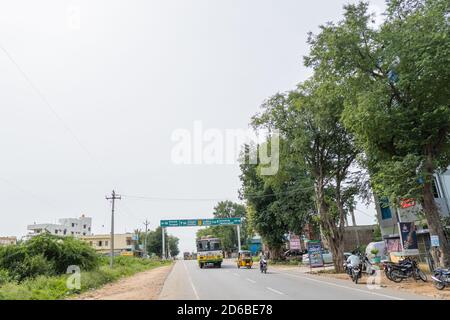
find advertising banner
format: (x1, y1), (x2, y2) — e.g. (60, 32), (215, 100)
(399, 222), (419, 255)
(289, 234), (301, 250)
(307, 241), (324, 268)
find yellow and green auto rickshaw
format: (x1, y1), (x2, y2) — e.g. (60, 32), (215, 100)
(237, 250), (253, 269)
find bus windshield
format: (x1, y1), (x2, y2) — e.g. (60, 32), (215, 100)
(197, 239), (221, 252)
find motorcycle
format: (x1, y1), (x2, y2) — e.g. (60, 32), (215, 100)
(431, 268), (450, 290)
(343, 262), (352, 277)
(351, 263), (362, 284)
(387, 257), (427, 283)
(260, 259), (267, 274)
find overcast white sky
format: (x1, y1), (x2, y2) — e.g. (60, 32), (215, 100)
(0, 0), (385, 254)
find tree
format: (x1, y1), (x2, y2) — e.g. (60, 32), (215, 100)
(305, 0), (450, 266)
(168, 236), (180, 257)
(251, 79), (361, 272)
(146, 227), (179, 258)
(239, 146), (288, 259)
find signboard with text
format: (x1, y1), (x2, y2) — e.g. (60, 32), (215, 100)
(430, 235), (440, 247)
(160, 218), (241, 227)
(289, 234), (301, 250)
(307, 241), (324, 268)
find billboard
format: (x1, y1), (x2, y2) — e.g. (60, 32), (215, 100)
(289, 234), (301, 250)
(399, 222), (419, 255)
(307, 241), (324, 268)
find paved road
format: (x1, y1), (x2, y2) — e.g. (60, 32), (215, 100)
(159, 259), (431, 300)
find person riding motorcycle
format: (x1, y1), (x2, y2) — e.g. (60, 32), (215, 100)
(259, 253), (268, 272)
(346, 251), (361, 274)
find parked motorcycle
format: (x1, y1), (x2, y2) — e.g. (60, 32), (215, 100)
(382, 258), (414, 281)
(431, 268), (450, 290)
(387, 257), (427, 283)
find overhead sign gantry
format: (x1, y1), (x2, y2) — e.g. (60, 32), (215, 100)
(159, 217), (242, 259)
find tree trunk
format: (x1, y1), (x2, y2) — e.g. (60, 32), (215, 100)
(422, 161), (450, 267)
(268, 246), (283, 260)
(316, 182), (345, 273)
(328, 232), (345, 273)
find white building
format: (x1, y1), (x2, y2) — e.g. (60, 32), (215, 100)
(27, 214), (92, 238)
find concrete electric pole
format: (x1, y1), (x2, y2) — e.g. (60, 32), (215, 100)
(106, 190), (121, 268)
(143, 219), (150, 258)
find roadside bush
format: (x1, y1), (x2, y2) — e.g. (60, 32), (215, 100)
(25, 234), (99, 274)
(17, 254), (55, 280)
(0, 269), (12, 286)
(0, 256), (171, 300)
(0, 234), (99, 282)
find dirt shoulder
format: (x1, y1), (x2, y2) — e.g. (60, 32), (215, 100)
(73, 264), (173, 300)
(310, 270), (450, 300)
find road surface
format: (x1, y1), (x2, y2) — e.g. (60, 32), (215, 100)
(159, 259), (431, 300)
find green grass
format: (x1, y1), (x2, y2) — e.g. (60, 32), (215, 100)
(0, 256), (172, 300)
(269, 259), (302, 266)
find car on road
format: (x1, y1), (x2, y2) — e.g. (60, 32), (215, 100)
(302, 250), (351, 265)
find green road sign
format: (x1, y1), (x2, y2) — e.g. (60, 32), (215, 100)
(160, 218), (241, 227)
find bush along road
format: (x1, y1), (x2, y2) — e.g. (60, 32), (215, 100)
(0, 234), (171, 300)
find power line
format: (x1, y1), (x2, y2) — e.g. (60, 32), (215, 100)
(354, 207), (375, 219)
(0, 43), (99, 165)
(121, 184), (316, 202)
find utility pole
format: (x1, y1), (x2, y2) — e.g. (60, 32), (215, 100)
(349, 207), (360, 248)
(106, 190), (121, 268)
(143, 219), (150, 258)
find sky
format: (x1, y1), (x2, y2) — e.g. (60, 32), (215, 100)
(0, 0), (386, 254)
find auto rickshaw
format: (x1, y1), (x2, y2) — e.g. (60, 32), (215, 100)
(237, 250), (253, 269)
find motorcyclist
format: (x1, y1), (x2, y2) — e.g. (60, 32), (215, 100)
(346, 251), (361, 274)
(259, 253), (267, 271)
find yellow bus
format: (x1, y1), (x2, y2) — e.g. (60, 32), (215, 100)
(196, 236), (223, 268)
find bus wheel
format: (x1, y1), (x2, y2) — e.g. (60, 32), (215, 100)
(199, 263), (204, 268)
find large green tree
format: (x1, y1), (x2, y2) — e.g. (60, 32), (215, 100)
(305, 0), (450, 266)
(251, 80), (361, 271)
(239, 152), (287, 259)
(238, 135), (318, 259)
(146, 227), (179, 258)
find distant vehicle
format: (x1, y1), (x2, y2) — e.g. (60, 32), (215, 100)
(236, 250), (253, 269)
(196, 236), (223, 268)
(120, 251), (134, 257)
(284, 249), (306, 259)
(302, 250), (351, 265)
(183, 252), (192, 260)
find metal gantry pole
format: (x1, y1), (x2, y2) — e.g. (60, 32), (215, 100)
(162, 227), (166, 259)
(237, 224), (241, 252)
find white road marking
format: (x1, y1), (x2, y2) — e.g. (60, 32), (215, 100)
(279, 271), (403, 300)
(266, 287), (284, 295)
(182, 261), (200, 300)
(246, 278), (256, 284)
